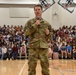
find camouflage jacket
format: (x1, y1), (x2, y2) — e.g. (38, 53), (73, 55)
(24, 17), (52, 48)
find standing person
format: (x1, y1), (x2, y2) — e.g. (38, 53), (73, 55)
(24, 4), (52, 75)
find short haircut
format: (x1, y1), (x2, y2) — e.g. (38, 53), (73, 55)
(34, 4), (43, 10)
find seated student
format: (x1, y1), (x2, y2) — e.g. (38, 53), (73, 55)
(19, 44), (26, 59)
(60, 43), (67, 59)
(48, 44), (53, 59)
(72, 45), (76, 59)
(7, 43), (12, 60)
(53, 43), (59, 59)
(1, 45), (7, 60)
(66, 43), (72, 59)
(12, 44), (18, 60)
(0, 46), (2, 59)
(47, 40), (53, 59)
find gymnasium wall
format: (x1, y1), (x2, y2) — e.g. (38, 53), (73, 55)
(0, 7), (52, 27)
(0, 0), (76, 29)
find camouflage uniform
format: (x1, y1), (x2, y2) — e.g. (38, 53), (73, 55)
(24, 17), (52, 75)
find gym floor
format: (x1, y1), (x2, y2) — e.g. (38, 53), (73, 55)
(0, 59), (76, 75)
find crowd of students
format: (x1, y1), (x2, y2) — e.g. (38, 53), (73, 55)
(0, 25), (26, 60)
(48, 25), (76, 59)
(0, 25), (76, 60)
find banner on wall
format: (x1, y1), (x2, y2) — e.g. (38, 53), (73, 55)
(39, 0), (55, 12)
(58, 0), (76, 13)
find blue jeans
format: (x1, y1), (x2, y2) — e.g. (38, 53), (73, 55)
(12, 52), (18, 59)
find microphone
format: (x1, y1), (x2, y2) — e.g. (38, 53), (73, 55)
(37, 16), (40, 20)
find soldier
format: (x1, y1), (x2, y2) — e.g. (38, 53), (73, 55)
(24, 4), (52, 75)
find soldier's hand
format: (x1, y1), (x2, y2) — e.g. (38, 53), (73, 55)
(46, 28), (49, 35)
(35, 20), (40, 26)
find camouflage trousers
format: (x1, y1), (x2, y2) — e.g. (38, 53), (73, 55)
(28, 48), (50, 75)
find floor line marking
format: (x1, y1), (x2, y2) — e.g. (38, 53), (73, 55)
(19, 60), (27, 75)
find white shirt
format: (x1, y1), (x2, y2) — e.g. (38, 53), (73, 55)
(2, 47), (7, 54)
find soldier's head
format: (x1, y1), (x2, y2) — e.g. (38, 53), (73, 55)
(34, 4), (43, 18)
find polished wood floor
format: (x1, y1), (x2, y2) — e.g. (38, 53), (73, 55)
(0, 59), (76, 75)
